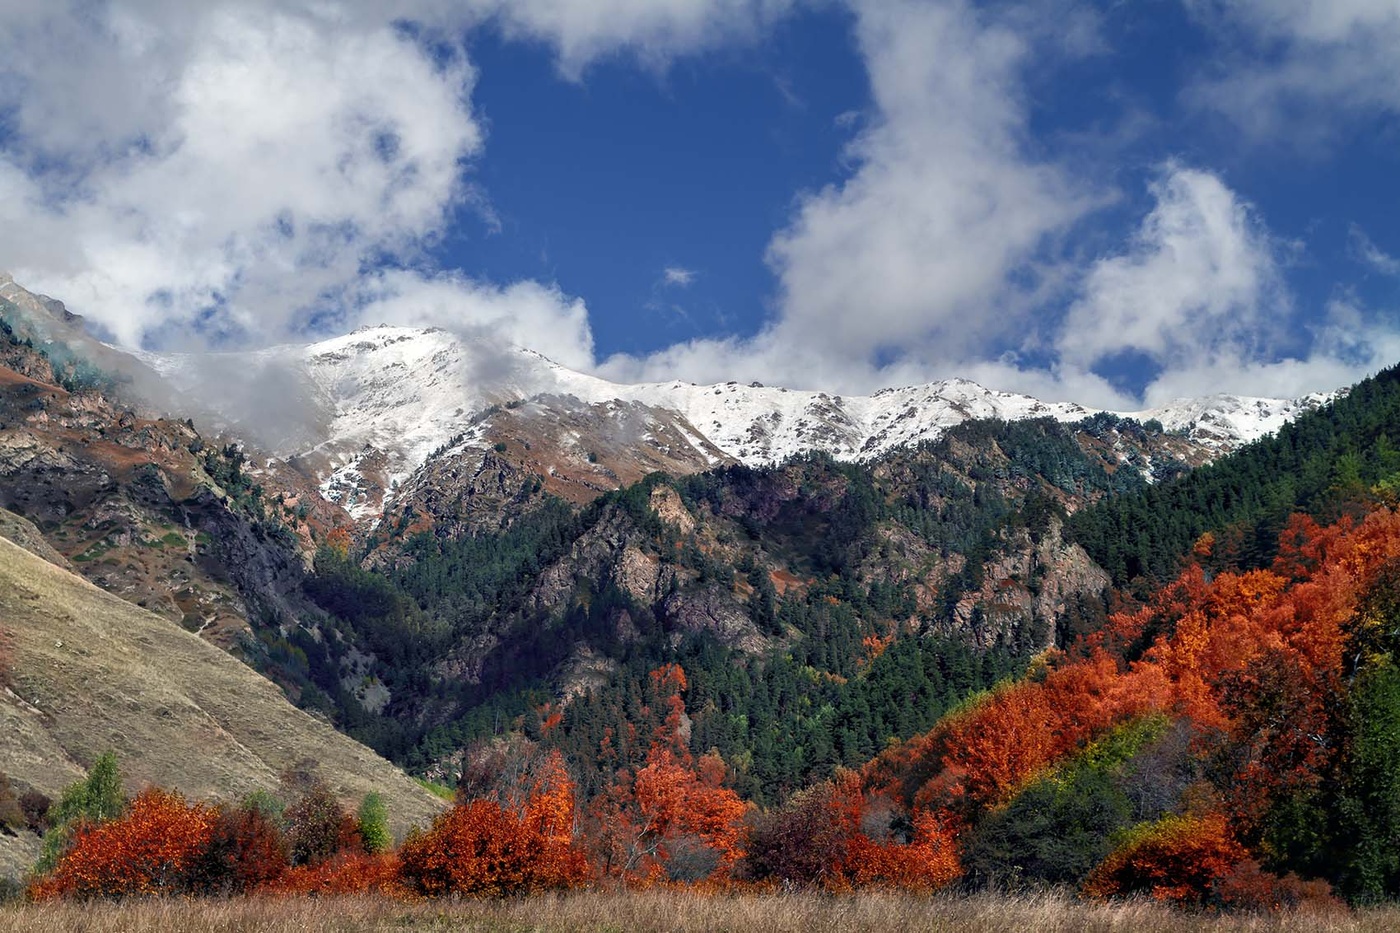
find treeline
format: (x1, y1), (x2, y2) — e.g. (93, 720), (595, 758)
(1070, 364), (1400, 589)
(16, 684), (952, 900)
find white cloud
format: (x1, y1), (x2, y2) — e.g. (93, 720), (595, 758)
(1186, 1), (1400, 138)
(469, 0), (797, 78)
(0, 1), (489, 349)
(662, 266), (698, 287)
(765, 0), (1093, 365)
(1350, 224), (1400, 276)
(1056, 165), (1400, 407)
(351, 269), (595, 372)
(1058, 164), (1288, 375)
(605, 0), (1100, 393)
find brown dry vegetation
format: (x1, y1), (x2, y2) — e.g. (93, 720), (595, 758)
(0, 525), (444, 879)
(0, 891), (1393, 933)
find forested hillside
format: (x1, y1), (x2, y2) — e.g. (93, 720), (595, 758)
(1070, 364), (1400, 589)
(303, 416), (1173, 801)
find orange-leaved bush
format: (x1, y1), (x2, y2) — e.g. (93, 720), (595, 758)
(273, 850), (404, 897)
(1084, 813), (1270, 908)
(31, 788), (216, 900)
(398, 797), (588, 897)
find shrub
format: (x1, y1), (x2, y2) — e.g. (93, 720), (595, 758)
(19, 789), (51, 834)
(358, 792), (391, 855)
(35, 751), (125, 873)
(745, 781), (855, 887)
(284, 780), (360, 866)
(31, 788), (216, 900)
(1083, 814), (1248, 907)
(190, 802), (289, 895)
(273, 850), (404, 897)
(399, 798), (588, 897)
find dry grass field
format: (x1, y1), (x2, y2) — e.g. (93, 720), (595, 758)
(0, 892), (1394, 933)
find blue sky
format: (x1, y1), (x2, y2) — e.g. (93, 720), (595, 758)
(1, 1), (1398, 408)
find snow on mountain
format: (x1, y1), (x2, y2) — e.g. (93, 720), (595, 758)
(1136, 393), (1338, 451)
(141, 325), (1336, 517)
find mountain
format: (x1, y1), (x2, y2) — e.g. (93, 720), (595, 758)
(137, 323), (1334, 535)
(0, 508), (443, 880)
(7, 275), (1400, 903)
(0, 305), (315, 654)
(0, 276), (1356, 802)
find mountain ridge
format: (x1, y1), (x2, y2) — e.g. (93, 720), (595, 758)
(137, 323), (1337, 525)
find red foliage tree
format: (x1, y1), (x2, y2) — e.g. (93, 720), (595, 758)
(31, 788), (216, 900)
(1083, 814), (1252, 907)
(398, 797), (588, 897)
(273, 850), (404, 897)
(587, 665), (750, 884)
(190, 802), (289, 895)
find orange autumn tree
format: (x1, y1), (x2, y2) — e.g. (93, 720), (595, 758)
(860, 507), (1400, 897)
(32, 788), (216, 900)
(399, 747), (588, 897)
(747, 770), (958, 892)
(589, 664), (750, 884)
(274, 849), (405, 897)
(1082, 814), (1249, 907)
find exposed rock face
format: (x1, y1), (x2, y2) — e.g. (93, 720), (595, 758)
(0, 325), (313, 651)
(940, 519), (1110, 651)
(661, 585), (767, 653)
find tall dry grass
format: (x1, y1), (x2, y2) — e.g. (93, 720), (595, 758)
(1, 890), (1395, 933)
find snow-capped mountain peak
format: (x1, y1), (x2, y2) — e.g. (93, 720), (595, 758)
(141, 325), (1336, 521)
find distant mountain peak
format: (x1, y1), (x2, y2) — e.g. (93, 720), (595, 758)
(122, 324), (1337, 526)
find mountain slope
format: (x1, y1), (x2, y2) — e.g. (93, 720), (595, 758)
(0, 510), (443, 878)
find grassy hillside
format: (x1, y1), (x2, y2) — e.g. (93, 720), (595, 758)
(0, 512), (443, 879)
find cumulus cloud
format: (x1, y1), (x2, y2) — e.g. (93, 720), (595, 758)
(603, 0), (1099, 392)
(765, 0), (1092, 365)
(1058, 165), (1400, 407)
(469, 0), (797, 78)
(1059, 164), (1289, 377)
(0, 1), (488, 349)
